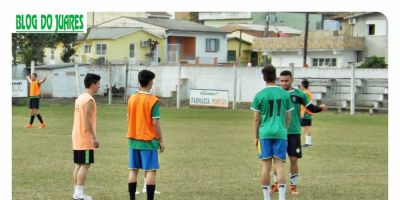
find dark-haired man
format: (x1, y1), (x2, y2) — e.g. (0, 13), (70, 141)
(72, 73), (101, 200)
(127, 70), (165, 200)
(300, 79), (314, 147)
(271, 71), (327, 196)
(251, 65), (293, 200)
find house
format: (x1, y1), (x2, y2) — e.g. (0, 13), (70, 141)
(223, 23), (303, 66)
(87, 12), (172, 27)
(253, 30), (364, 68)
(43, 42), (67, 65)
(73, 27), (164, 66)
(227, 31), (256, 66)
(97, 16), (229, 65)
(198, 12), (328, 31)
(222, 23), (302, 37)
(330, 12), (388, 64)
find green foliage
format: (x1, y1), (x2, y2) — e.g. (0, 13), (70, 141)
(93, 57), (106, 66)
(358, 56), (388, 68)
(61, 47), (76, 63)
(56, 33), (78, 63)
(188, 12), (202, 23)
(12, 33), (56, 66)
(12, 33), (77, 65)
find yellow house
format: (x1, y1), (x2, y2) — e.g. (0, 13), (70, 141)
(43, 42), (67, 65)
(227, 31), (263, 67)
(74, 27), (164, 65)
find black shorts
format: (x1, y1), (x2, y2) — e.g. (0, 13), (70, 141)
(73, 150), (94, 164)
(301, 118), (312, 127)
(287, 134), (302, 158)
(29, 98), (40, 109)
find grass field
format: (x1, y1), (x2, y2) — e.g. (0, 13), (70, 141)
(12, 103), (388, 200)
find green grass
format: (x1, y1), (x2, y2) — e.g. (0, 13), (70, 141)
(12, 104), (388, 200)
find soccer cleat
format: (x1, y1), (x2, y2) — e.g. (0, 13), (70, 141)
(270, 183), (279, 193)
(135, 190), (140, 195)
(24, 124), (32, 128)
(302, 144), (312, 148)
(289, 185), (299, 195)
(72, 193), (93, 200)
(38, 123), (46, 129)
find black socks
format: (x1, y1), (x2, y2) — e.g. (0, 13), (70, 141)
(146, 185), (156, 200)
(29, 115), (35, 124)
(128, 182), (137, 200)
(36, 114), (44, 123)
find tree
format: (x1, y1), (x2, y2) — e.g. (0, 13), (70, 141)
(12, 33), (77, 66)
(12, 33), (57, 66)
(55, 33), (78, 63)
(187, 12), (203, 24)
(358, 56), (388, 68)
(12, 34), (24, 65)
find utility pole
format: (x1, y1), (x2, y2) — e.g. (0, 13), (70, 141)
(238, 30), (242, 66)
(264, 12), (270, 37)
(303, 12), (310, 67)
(264, 12), (271, 66)
(124, 62), (129, 104)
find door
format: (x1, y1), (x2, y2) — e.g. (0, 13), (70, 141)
(251, 52), (258, 67)
(129, 43), (136, 65)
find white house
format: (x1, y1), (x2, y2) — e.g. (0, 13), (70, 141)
(331, 12), (388, 63)
(253, 30), (364, 68)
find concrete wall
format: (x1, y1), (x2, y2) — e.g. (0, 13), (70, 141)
(15, 65), (387, 109)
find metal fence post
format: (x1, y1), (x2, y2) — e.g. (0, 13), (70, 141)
(350, 63), (356, 115)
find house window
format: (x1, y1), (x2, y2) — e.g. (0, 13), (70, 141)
(84, 45), (91, 54)
(206, 39), (220, 52)
(129, 44), (135, 58)
(367, 24), (375, 35)
(96, 44), (107, 55)
(366, 20), (386, 36)
(227, 50), (236, 61)
(312, 58), (337, 67)
(356, 51), (364, 62)
(50, 48), (55, 60)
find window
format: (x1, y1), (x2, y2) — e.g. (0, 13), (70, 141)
(356, 51), (364, 62)
(96, 44), (107, 55)
(129, 44), (135, 58)
(312, 58), (337, 67)
(365, 20), (387, 36)
(367, 24), (375, 35)
(50, 48), (55, 60)
(227, 50), (236, 61)
(206, 39), (219, 52)
(84, 45), (91, 54)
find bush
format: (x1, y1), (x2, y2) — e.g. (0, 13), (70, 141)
(358, 56), (387, 68)
(93, 57), (107, 66)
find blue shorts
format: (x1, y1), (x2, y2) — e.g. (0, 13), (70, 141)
(258, 139), (287, 161)
(128, 148), (159, 171)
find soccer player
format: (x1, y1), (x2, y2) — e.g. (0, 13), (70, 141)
(300, 79), (314, 147)
(24, 72), (48, 128)
(72, 73), (101, 200)
(251, 65), (293, 200)
(271, 70), (327, 195)
(127, 70), (165, 200)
